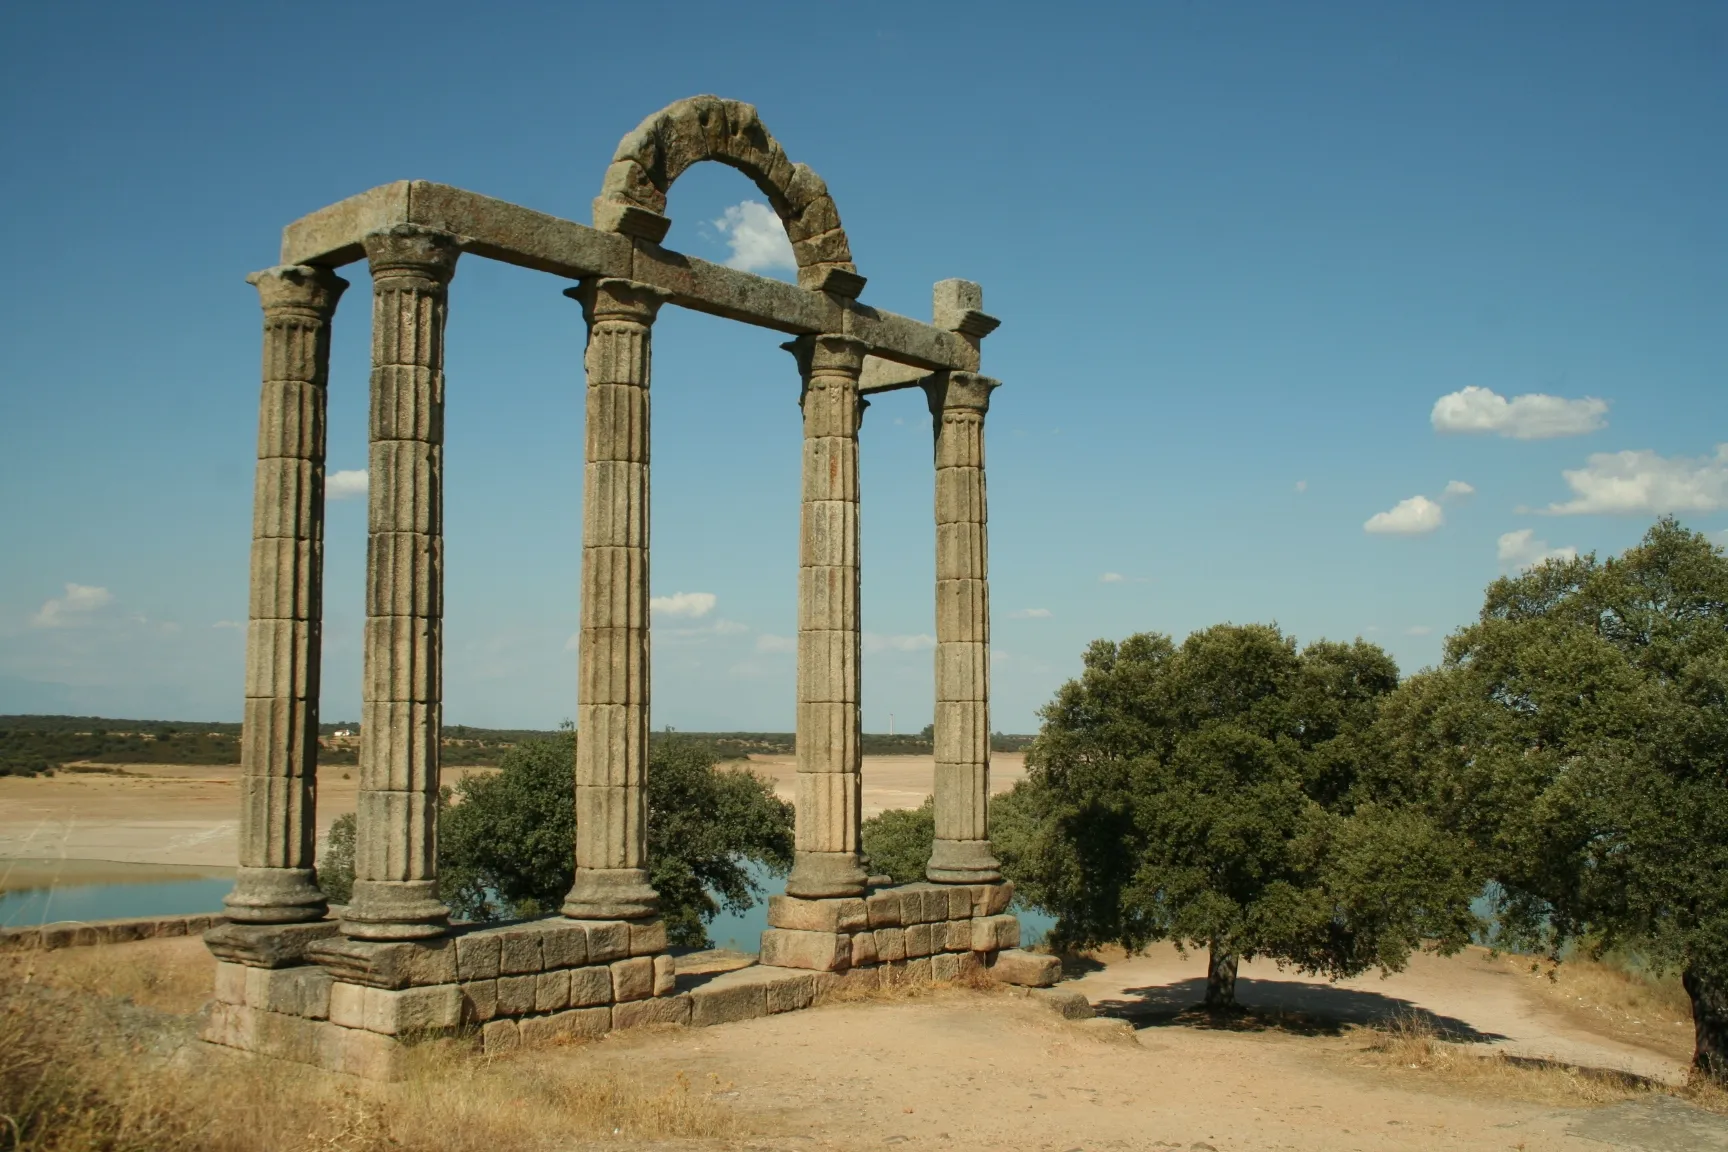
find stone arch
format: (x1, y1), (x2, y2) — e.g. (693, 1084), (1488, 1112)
(594, 95), (860, 294)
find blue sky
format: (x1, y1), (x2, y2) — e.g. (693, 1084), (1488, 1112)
(1, 1), (1723, 732)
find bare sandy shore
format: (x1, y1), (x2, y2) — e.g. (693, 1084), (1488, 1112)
(0, 755), (1025, 869)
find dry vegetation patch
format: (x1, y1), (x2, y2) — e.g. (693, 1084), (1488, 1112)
(1495, 952), (1697, 1061)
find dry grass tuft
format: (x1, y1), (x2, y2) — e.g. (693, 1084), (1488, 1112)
(1496, 951), (1696, 1061)
(1350, 1009), (1662, 1108)
(1, 935), (215, 1015)
(0, 943), (743, 1152)
(814, 964), (1002, 1007)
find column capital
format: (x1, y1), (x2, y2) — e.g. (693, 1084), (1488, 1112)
(782, 333), (869, 379)
(565, 277), (670, 326)
(926, 371), (1000, 416)
(361, 225), (461, 283)
(247, 264), (348, 317)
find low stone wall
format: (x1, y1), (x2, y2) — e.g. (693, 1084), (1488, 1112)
(0, 913), (226, 953)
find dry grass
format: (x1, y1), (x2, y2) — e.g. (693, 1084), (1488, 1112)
(1349, 1009), (1680, 1110)
(1496, 951), (1696, 1061)
(0, 942), (744, 1152)
(813, 964), (1001, 1007)
(1, 936), (215, 1015)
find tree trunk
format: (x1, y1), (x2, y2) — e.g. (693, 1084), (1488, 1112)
(1205, 942), (1239, 1010)
(1683, 964), (1728, 1085)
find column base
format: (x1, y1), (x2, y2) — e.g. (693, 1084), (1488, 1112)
(926, 839), (1002, 884)
(341, 880), (449, 941)
(785, 851), (867, 899)
(562, 868), (659, 920)
(223, 867), (328, 924)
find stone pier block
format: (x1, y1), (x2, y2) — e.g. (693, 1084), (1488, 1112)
(497, 974), (537, 1016)
(328, 981), (365, 1029)
(652, 953), (676, 997)
(628, 920), (667, 956)
(497, 928), (544, 975)
(815, 965), (880, 997)
(535, 969), (571, 1012)
(614, 994), (691, 1029)
(932, 952), (960, 982)
(767, 894), (868, 933)
(766, 970), (817, 1013)
(569, 964), (613, 1007)
(979, 881), (1015, 916)
(569, 920), (630, 963)
(462, 979), (498, 1023)
(611, 956), (653, 1002)
(307, 935), (456, 989)
(850, 930), (878, 967)
(873, 926), (906, 962)
(519, 1006), (611, 1046)
(759, 927), (851, 971)
(972, 914), (1019, 953)
(481, 1018), (521, 1053)
(215, 961), (248, 1005)
(539, 921), (589, 969)
(363, 983), (462, 1035)
(943, 920), (973, 952)
(330, 1024), (410, 1080)
(865, 889), (902, 928)
(988, 949), (1060, 987)
(205, 920), (339, 969)
(455, 932), (502, 980)
(246, 963), (332, 1018)
(904, 923), (933, 958)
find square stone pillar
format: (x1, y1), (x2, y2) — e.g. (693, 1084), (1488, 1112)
(342, 226), (459, 941)
(561, 278), (668, 921)
(924, 372), (1001, 883)
(225, 265), (347, 924)
(785, 334), (870, 899)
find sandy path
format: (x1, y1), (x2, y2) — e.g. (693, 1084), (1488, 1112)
(0, 756), (1018, 869)
(1068, 943), (1691, 1086)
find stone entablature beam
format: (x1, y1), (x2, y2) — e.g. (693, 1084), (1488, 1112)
(278, 182), (976, 373)
(562, 278), (668, 921)
(227, 265), (347, 926)
(343, 225), (460, 942)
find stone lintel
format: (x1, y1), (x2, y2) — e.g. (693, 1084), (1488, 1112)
(204, 920), (340, 969)
(277, 181), (973, 372)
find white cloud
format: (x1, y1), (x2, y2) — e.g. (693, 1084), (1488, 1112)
(1431, 386), (1608, 440)
(29, 583), (113, 628)
(1294, 480), (1307, 493)
(863, 632), (936, 654)
(212, 620), (243, 630)
(1497, 528), (1578, 572)
(1442, 480), (1475, 499)
(327, 470), (368, 500)
(650, 592), (717, 618)
(1100, 572), (1126, 583)
(1007, 608), (1052, 619)
(1542, 444), (1728, 515)
(712, 200), (795, 273)
(755, 634), (795, 654)
(710, 619), (748, 636)
(564, 633), (580, 651)
(1404, 625), (1433, 637)
(1364, 495), (1444, 536)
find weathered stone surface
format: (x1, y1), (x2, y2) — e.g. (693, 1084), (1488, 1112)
(568, 964), (613, 1008)
(538, 920), (589, 968)
(864, 889), (902, 928)
(628, 919), (667, 956)
(814, 965), (880, 998)
(765, 970), (816, 1014)
(205, 918), (338, 969)
(850, 930), (878, 967)
(972, 914), (1020, 953)
(245, 963), (332, 1018)
(480, 1017), (521, 1053)
(535, 969), (571, 1013)
(496, 974), (537, 1016)
(307, 934), (457, 989)
(988, 949), (1059, 988)
(931, 952), (962, 982)
(571, 919), (630, 963)
(1032, 987), (1094, 1020)
(519, 1006), (611, 1046)
(455, 931), (501, 980)
(759, 927), (850, 972)
(497, 928), (544, 975)
(614, 994), (691, 1029)
(215, 961), (248, 1005)
(461, 979), (498, 1023)
(330, 1023), (410, 1080)
(766, 894), (868, 933)
(904, 923), (933, 959)
(611, 956), (653, 1002)
(328, 981), (365, 1029)
(688, 968), (774, 1026)
(652, 953), (677, 997)
(873, 926), (906, 962)
(363, 983), (463, 1035)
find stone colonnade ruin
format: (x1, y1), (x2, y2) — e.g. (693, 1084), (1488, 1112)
(202, 96), (1055, 1078)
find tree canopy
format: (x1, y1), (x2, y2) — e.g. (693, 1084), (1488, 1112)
(1382, 518), (1728, 1081)
(1007, 623), (1478, 1006)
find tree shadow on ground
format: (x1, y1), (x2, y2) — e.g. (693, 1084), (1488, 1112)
(1093, 976), (1507, 1043)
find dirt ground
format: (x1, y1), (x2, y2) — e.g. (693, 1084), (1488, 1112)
(0, 755), (1024, 873)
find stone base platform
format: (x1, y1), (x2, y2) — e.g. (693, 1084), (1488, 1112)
(200, 883), (1061, 1080)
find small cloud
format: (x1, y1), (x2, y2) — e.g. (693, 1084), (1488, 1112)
(212, 620), (244, 630)
(1007, 608), (1052, 619)
(30, 583), (113, 628)
(1364, 495), (1444, 536)
(863, 632), (936, 654)
(1294, 480), (1308, 493)
(327, 470), (368, 500)
(1100, 572), (1126, 584)
(564, 633), (580, 651)
(1498, 528), (1578, 572)
(755, 634), (795, 654)
(710, 619), (748, 636)
(1431, 386), (1608, 440)
(1404, 625), (1433, 637)
(1543, 444), (1728, 515)
(712, 200), (795, 273)
(1442, 480), (1475, 499)
(650, 592), (716, 619)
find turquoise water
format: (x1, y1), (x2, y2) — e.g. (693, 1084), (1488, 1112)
(704, 867), (1054, 952)
(0, 878), (231, 928)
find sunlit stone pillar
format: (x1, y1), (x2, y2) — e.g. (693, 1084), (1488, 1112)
(926, 372), (1003, 884)
(343, 226), (459, 941)
(786, 334), (870, 899)
(227, 265), (347, 924)
(562, 278), (667, 921)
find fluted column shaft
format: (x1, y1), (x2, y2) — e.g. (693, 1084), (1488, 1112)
(926, 373), (1002, 883)
(227, 265), (347, 924)
(562, 278), (667, 920)
(343, 226), (459, 941)
(786, 334), (870, 898)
